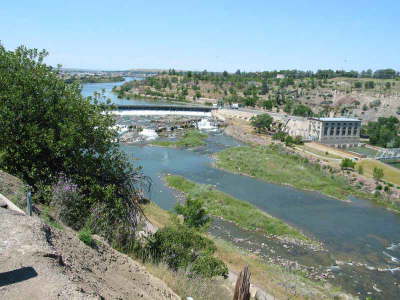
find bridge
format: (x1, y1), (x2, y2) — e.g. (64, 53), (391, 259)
(109, 104), (216, 116)
(375, 148), (400, 160)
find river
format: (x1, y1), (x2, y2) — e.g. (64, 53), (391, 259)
(82, 78), (400, 299)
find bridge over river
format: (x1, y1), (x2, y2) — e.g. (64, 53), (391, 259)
(109, 104), (216, 116)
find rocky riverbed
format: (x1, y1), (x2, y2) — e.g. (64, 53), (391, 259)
(115, 115), (224, 144)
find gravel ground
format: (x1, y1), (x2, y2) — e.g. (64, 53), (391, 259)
(0, 207), (180, 300)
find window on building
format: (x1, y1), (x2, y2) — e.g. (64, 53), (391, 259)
(353, 124), (359, 135)
(330, 124), (334, 136)
(342, 124), (346, 136)
(336, 124), (340, 135)
(347, 125), (352, 135)
(324, 126), (328, 136)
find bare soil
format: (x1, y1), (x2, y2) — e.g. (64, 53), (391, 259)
(0, 207), (180, 300)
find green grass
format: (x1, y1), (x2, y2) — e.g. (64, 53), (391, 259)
(357, 159), (400, 186)
(78, 227), (96, 247)
(215, 145), (374, 201)
(42, 207), (63, 230)
(165, 175), (309, 241)
(151, 130), (207, 148)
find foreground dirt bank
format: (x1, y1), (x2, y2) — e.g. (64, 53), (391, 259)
(0, 208), (180, 300)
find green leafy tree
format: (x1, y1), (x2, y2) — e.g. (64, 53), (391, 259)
(262, 100), (273, 110)
(293, 104), (314, 117)
(175, 197), (210, 229)
(0, 45), (147, 246)
(373, 167), (384, 181)
(340, 158), (356, 170)
(250, 114), (273, 133)
(260, 81), (269, 95)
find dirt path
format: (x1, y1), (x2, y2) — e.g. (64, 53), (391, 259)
(0, 207), (180, 300)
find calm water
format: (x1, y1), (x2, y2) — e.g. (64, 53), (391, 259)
(83, 80), (400, 299)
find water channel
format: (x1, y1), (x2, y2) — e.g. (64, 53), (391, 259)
(82, 78), (400, 299)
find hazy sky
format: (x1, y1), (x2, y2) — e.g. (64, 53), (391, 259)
(1, 0), (399, 71)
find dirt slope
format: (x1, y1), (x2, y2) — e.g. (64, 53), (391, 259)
(0, 208), (180, 300)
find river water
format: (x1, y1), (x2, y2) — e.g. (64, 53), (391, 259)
(82, 79), (400, 299)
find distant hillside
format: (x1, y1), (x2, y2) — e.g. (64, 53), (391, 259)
(115, 71), (400, 122)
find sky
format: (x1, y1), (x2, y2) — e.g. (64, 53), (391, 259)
(1, 0), (399, 72)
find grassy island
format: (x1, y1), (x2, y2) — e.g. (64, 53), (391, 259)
(151, 130), (208, 148)
(214, 145), (372, 201)
(165, 175), (309, 242)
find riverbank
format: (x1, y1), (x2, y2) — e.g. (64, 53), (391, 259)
(142, 201), (353, 300)
(165, 174), (314, 244)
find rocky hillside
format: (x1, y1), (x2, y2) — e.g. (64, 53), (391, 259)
(0, 207), (179, 300)
(116, 73), (400, 122)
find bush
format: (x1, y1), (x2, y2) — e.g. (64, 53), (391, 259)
(340, 158), (356, 170)
(373, 167), (384, 181)
(136, 225), (228, 278)
(250, 114), (273, 133)
(272, 131), (287, 142)
(175, 198), (210, 229)
(376, 184), (382, 190)
(357, 165), (364, 175)
(51, 176), (86, 230)
(78, 228), (96, 248)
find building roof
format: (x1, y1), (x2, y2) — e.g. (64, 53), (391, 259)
(313, 117), (360, 122)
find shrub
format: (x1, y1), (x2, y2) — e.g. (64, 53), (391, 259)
(136, 225), (228, 278)
(78, 227), (96, 248)
(175, 198), (210, 229)
(376, 184), (382, 191)
(250, 114), (273, 133)
(373, 167), (384, 181)
(51, 175), (86, 230)
(357, 165), (364, 175)
(272, 131), (287, 142)
(340, 158), (356, 170)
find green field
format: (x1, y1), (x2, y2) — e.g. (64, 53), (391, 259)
(165, 175), (309, 241)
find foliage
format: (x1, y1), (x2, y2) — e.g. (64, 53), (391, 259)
(272, 131), (288, 142)
(250, 114), (273, 133)
(78, 227), (96, 247)
(292, 104), (314, 117)
(42, 206), (63, 230)
(165, 175), (308, 240)
(175, 198), (210, 229)
(262, 100), (273, 110)
(285, 135), (303, 146)
(357, 165), (364, 175)
(366, 117), (400, 148)
(340, 158), (356, 170)
(373, 167), (384, 181)
(152, 130), (208, 148)
(215, 145), (374, 201)
(0, 45), (148, 247)
(136, 224), (228, 278)
(51, 175), (86, 230)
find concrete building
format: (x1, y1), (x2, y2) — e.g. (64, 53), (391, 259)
(308, 117), (361, 147)
(271, 114), (361, 147)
